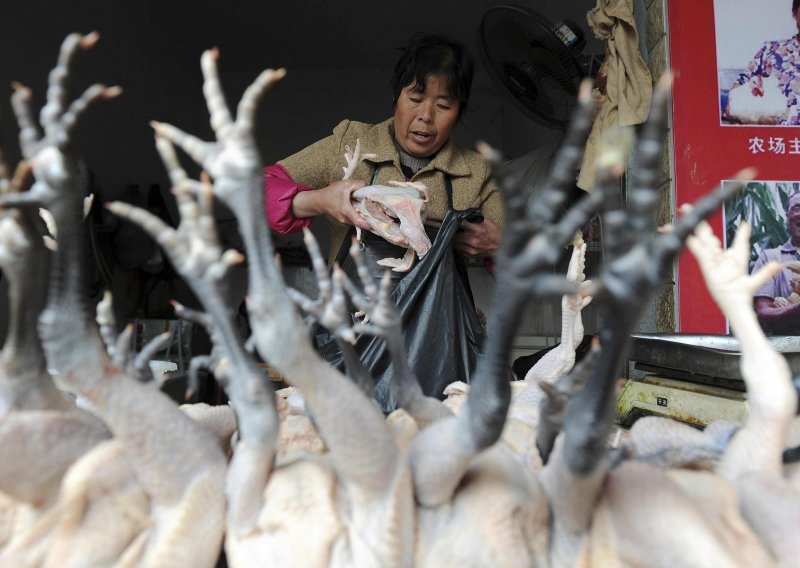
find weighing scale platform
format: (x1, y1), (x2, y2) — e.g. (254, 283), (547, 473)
(619, 334), (800, 428)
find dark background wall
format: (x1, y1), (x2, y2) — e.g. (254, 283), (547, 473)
(0, 0), (603, 342)
(0, 0), (602, 192)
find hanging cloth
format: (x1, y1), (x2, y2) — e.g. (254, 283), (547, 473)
(577, 0), (653, 190)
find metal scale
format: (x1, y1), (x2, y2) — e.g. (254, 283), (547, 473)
(617, 334), (800, 427)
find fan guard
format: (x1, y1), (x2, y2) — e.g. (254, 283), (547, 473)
(478, 5), (588, 127)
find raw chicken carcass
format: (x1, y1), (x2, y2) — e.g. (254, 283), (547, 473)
(407, 81), (612, 566)
(0, 33), (227, 568)
(341, 138), (432, 273)
(686, 215), (800, 564)
(523, 236), (592, 384)
(0, 76), (110, 565)
(352, 181), (432, 272)
(507, 237), (593, 448)
(149, 48), (415, 567)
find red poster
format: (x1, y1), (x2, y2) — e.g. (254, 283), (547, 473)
(669, 0), (800, 333)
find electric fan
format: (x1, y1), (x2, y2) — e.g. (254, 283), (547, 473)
(478, 5), (600, 127)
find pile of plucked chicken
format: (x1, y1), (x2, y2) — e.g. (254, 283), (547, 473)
(0, 33), (798, 567)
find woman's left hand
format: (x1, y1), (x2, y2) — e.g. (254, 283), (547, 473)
(453, 218), (502, 258)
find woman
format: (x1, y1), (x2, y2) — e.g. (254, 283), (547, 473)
(265, 33), (503, 262)
(726, 0), (800, 125)
(263, 34), (504, 406)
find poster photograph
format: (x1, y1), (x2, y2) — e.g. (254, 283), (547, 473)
(670, 0), (800, 333)
(724, 180), (800, 334)
(715, 0), (800, 126)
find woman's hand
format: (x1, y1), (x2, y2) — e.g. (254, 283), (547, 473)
(292, 179), (372, 230)
(453, 218), (501, 258)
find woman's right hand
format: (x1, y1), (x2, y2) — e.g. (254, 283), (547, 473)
(292, 179), (372, 230)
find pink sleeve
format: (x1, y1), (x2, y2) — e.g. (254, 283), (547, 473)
(264, 164), (314, 234)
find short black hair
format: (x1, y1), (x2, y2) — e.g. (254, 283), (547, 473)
(391, 34), (475, 120)
(795, 0), (799, 13)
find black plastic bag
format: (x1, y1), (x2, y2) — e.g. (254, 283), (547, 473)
(316, 208), (486, 412)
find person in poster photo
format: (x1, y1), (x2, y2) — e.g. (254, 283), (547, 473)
(751, 189), (800, 333)
(724, 0), (800, 125)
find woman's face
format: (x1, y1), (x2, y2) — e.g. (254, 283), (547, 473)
(794, 9), (800, 33)
(393, 74), (460, 158)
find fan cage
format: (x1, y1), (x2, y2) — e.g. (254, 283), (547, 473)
(478, 5), (586, 127)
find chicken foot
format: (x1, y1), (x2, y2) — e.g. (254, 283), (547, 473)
(687, 217), (800, 563)
(1, 33), (227, 567)
(409, 79), (609, 508)
(151, 48), (414, 567)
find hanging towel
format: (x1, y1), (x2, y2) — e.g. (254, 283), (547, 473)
(577, 0), (653, 190)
